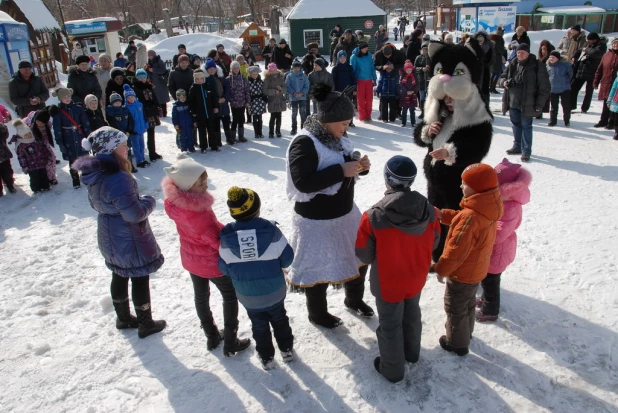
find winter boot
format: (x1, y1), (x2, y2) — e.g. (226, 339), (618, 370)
(135, 303), (166, 339)
(475, 310), (498, 322)
(281, 348), (294, 363)
(439, 335), (468, 356)
(225, 129), (235, 145)
(344, 298), (375, 318)
(506, 147), (522, 155)
(238, 127), (247, 143)
(112, 297), (139, 329)
(223, 327), (251, 357)
(70, 168), (81, 188)
(306, 285), (343, 329)
(260, 356), (276, 370)
(202, 326), (223, 351)
(374, 357), (403, 383)
(344, 268), (374, 318)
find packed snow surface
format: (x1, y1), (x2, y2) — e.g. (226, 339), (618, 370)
(0, 28), (617, 413)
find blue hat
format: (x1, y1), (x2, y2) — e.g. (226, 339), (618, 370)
(205, 57), (217, 70)
(337, 50), (347, 60)
(135, 68), (148, 79)
(384, 155), (417, 189)
(123, 84), (136, 100)
(109, 92), (122, 105)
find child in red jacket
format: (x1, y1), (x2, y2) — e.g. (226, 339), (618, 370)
(356, 155), (441, 383)
(162, 154), (250, 356)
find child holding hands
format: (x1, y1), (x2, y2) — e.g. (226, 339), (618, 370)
(431, 164), (503, 356)
(162, 155), (251, 355)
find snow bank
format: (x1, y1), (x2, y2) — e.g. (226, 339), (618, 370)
(146, 33), (243, 60)
(0, 11), (17, 24)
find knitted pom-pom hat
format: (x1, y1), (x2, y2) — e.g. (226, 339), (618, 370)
(227, 186), (261, 221)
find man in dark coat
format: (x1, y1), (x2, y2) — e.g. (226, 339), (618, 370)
(9, 60), (49, 118)
(167, 55), (194, 101)
(147, 50), (171, 116)
(490, 28), (507, 93)
(301, 42), (322, 75)
(172, 44), (189, 68)
(406, 29), (424, 64)
(262, 38), (277, 66)
(329, 25), (343, 66)
(124, 40), (137, 63)
(329, 24), (342, 39)
(273, 39), (294, 72)
(374, 45), (405, 73)
(499, 44), (551, 162)
(335, 30), (358, 60)
(67, 55), (103, 105)
(570, 33), (608, 114)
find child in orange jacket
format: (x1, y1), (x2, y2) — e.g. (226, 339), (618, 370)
(431, 163), (504, 356)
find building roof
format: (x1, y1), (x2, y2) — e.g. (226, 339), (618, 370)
(13, 0), (60, 31)
(516, 0), (616, 14)
(287, 0), (385, 20)
(537, 6), (606, 14)
(65, 17), (119, 25)
(128, 23), (153, 31)
(239, 22), (267, 38)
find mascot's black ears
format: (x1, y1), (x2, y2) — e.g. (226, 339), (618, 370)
(428, 38), (483, 61)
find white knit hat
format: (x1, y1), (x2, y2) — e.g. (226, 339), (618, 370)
(163, 154), (207, 191)
(12, 119), (32, 138)
(82, 126), (127, 154)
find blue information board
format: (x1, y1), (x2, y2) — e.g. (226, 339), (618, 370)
(65, 21), (107, 35)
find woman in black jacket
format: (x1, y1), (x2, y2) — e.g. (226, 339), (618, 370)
(406, 29), (424, 64)
(105, 67), (132, 105)
(67, 55), (102, 105)
(273, 39), (294, 72)
(285, 85), (373, 329)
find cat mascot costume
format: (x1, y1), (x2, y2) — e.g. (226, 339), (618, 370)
(413, 39), (494, 261)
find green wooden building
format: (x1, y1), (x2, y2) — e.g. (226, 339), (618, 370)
(286, 0), (387, 59)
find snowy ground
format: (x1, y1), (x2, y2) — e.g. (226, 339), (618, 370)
(1, 31), (617, 413)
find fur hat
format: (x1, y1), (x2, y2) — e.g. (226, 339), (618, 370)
(516, 43), (530, 53)
(52, 87), (73, 100)
(227, 186), (261, 221)
(358, 41), (369, 49)
(75, 55), (90, 65)
(495, 158), (522, 185)
(587, 32), (600, 41)
(109, 92), (122, 105)
(235, 54), (245, 63)
(82, 126), (127, 154)
(307, 42), (319, 50)
(18, 60), (32, 69)
(163, 154), (207, 191)
(314, 58), (326, 69)
(84, 94), (98, 107)
(404, 59), (414, 70)
(193, 68), (206, 80)
(35, 109), (51, 124)
(178, 54), (190, 63)
(445, 34), (454, 42)
(549, 50), (561, 60)
(462, 163), (498, 193)
(110, 67), (125, 79)
(12, 119), (32, 138)
(313, 84), (355, 123)
(123, 84), (136, 100)
(268, 62), (278, 71)
(135, 68), (148, 79)
(230, 61), (240, 71)
(384, 155), (417, 189)
(571, 25), (581, 32)
(205, 58), (217, 70)
(176, 89), (187, 97)
(247, 65), (261, 74)
(98, 53), (112, 63)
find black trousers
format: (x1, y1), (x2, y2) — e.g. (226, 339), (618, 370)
(159, 103), (167, 117)
(599, 100), (614, 125)
(247, 301), (293, 360)
(480, 273), (502, 316)
(550, 91), (571, 123)
(570, 78), (594, 112)
(28, 168), (50, 192)
(0, 160), (15, 191)
(190, 273), (239, 337)
(110, 272), (151, 308)
(218, 115), (232, 142)
(304, 265), (368, 319)
(269, 112), (282, 134)
(197, 119), (221, 150)
(252, 114), (263, 136)
(380, 97), (398, 122)
(146, 127), (157, 158)
(231, 107), (245, 132)
(69, 159), (80, 186)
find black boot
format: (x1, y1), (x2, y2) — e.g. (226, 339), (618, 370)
(135, 303), (166, 339)
(238, 127), (247, 143)
(112, 297), (139, 329)
(225, 129), (235, 145)
(439, 335), (469, 356)
(70, 168), (81, 188)
(202, 325), (223, 351)
(344, 266), (374, 317)
(306, 284), (343, 328)
(222, 327), (251, 357)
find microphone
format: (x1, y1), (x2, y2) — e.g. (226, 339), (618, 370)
(348, 151), (362, 188)
(429, 101), (451, 139)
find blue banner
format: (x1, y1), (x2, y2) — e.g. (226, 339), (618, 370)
(4, 24), (29, 42)
(65, 21), (107, 35)
(478, 6), (517, 33)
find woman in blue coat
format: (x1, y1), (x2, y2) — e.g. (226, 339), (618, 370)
(50, 87), (91, 187)
(75, 127), (166, 339)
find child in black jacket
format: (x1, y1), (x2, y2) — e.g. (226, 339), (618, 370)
(188, 69), (220, 153)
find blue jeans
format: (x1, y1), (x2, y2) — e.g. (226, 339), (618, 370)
(402, 106), (416, 125)
(418, 89), (427, 101)
(509, 108), (533, 155)
(291, 100), (307, 130)
(130, 133), (145, 163)
(246, 300), (294, 360)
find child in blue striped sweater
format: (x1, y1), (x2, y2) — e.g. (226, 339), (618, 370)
(218, 186), (295, 370)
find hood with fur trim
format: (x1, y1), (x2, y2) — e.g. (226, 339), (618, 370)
(499, 167), (531, 204)
(161, 176), (215, 212)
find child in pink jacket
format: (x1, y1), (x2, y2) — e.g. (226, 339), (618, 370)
(476, 158), (531, 321)
(0, 104), (11, 124)
(162, 154), (251, 356)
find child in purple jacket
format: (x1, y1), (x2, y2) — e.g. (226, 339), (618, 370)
(228, 61), (251, 143)
(13, 119), (51, 193)
(476, 158), (532, 322)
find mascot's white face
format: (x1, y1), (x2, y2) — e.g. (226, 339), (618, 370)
(427, 41), (481, 103)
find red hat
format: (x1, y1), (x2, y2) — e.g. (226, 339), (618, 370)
(462, 163), (498, 193)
